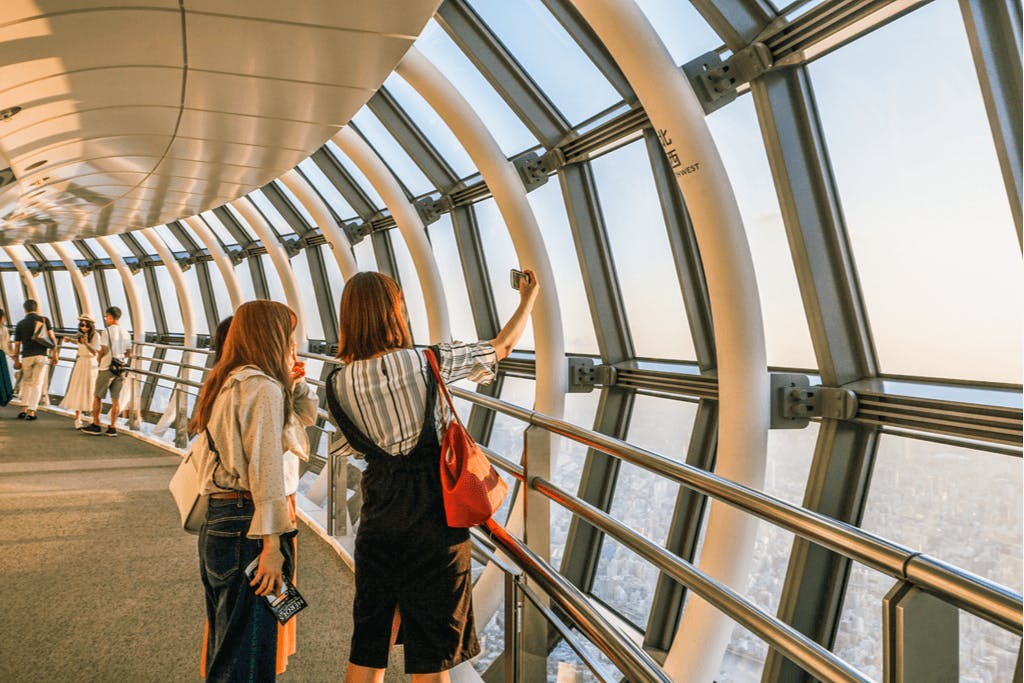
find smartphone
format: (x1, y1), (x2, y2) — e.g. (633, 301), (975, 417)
(510, 268), (530, 290)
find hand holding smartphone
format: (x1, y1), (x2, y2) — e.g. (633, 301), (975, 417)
(510, 268), (531, 291)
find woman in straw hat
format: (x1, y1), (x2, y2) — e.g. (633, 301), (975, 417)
(60, 313), (100, 428)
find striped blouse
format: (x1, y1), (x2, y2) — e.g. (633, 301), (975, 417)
(328, 341), (497, 458)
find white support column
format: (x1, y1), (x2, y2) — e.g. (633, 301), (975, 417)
(280, 169), (360, 280)
(140, 229), (196, 349)
(230, 199), (308, 349)
(141, 229), (199, 448)
(567, 3), (769, 681)
(182, 215), (244, 310)
(397, 46), (568, 626)
(96, 235), (147, 430)
(51, 242), (93, 319)
(95, 237), (146, 344)
(2, 245), (40, 303)
(332, 127), (451, 343)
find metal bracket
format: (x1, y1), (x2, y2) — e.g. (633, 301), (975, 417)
(771, 373), (859, 429)
(225, 245), (246, 266)
(513, 152), (554, 192)
(568, 357), (618, 393)
(414, 196), (452, 226)
(682, 43), (772, 115)
(342, 220), (371, 245)
(281, 235), (305, 258)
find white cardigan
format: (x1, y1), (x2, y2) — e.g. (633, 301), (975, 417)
(198, 365), (318, 538)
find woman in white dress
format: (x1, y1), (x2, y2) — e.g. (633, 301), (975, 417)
(60, 313), (99, 428)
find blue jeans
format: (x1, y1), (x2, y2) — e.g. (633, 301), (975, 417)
(199, 498), (278, 682)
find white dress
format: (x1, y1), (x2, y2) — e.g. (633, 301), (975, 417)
(60, 337), (99, 411)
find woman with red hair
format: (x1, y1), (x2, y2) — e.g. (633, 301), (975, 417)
(326, 270), (539, 683)
(189, 299), (317, 681)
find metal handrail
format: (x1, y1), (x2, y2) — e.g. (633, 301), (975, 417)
(452, 388), (1024, 634)
(109, 343), (1021, 679)
(211, 347), (1024, 632)
(134, 340), (212, 355)
(534, 477), (869, 681)
(483, 520), (673, 683)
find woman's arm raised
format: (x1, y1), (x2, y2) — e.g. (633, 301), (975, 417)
(489, 269), (540, 361)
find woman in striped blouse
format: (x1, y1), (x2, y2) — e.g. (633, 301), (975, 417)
(326, 270), (539, 683)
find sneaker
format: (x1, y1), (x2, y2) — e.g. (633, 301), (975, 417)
(81, 424), (103, 435)
(25, 414), (38, 421)
(106, 427), (118, 437)
(17, 412), (26, 419)
(74, 419), (83, 429)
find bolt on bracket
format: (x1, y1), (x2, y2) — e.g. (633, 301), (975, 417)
(568, 357), (618, 393)
(771, 373), (858, 429)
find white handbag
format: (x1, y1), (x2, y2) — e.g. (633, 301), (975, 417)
(169, 430), (216, 534)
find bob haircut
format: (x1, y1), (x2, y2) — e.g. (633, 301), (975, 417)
(336, 272), (411, 363)
(189, 300), (296, 434)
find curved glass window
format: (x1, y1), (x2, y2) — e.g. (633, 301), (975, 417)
(2, 272), (25, 311)
(350, 108), (435, 197)
(153, 225), (186, 253)
(181, 266), (209, 336)
(258, 255), (288, 306)
(383, 73), (476, 179)
(474, 196), (534, 351)
(834, 435), (1022, 680)
(82, 272), (102, 325)
(153, 266), (183, 332)
(275, 180), (317, 228)
(325, 141), (385, 209)
(591, 395), (698, 627)
(467, 0), (620, 125)
(389, 229), (429, 345)
(352, 239), (377, 273)
(296, 159), (358, 221)
(200, 211), (238, 247)
(234, 259), (258, 302)
(707, 96), (816, 369)
(426, 215), (477, 343)
(634, 0), (724, 66)
(527, 179), (599, 355)
(291, 249), (325, 341)
(31, 242), (60, 262)
(414, 19), (538, 155)
(50, 270), (77, 326)
(101, 270), (129, 326)
(550, 391), (602, 568)
(591, 140), (692, 360)
(719, 425), (819, 680)
(4, 244), (33, 263)
(247, 190), (296, 237)
(810, 0), (1022, 383)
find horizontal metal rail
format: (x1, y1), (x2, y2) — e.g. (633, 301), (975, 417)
(534, 478), (869, 682)
(451, 387), (1023, 634)
(116, 346), (1022, 638)
(483, 520), (672, 683)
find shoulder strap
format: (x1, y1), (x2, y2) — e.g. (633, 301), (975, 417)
(324, 366), (391, 460)
(424, 347), (464, 428)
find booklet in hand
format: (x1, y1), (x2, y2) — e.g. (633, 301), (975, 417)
(244, 557), (308, 624)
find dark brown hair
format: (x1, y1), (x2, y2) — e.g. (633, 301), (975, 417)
(189, 300), (295, 433)
(336, 272), (411, 363)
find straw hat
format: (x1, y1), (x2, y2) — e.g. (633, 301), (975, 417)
(78, 313), (95, 323)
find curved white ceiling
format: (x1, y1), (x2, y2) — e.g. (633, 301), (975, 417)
(0, 0), (441, 245)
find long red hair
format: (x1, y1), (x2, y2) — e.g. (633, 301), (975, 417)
(336, 272), (411, 362)
(189, 300), (296, 433)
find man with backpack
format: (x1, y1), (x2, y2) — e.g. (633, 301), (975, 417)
(11, 299), (58, 421)
(82, 306), (131, 437)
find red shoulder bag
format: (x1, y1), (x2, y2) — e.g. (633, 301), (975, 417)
(425, 348), (508, 527)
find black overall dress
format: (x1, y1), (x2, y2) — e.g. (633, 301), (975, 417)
(326, 364), (481, 674)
